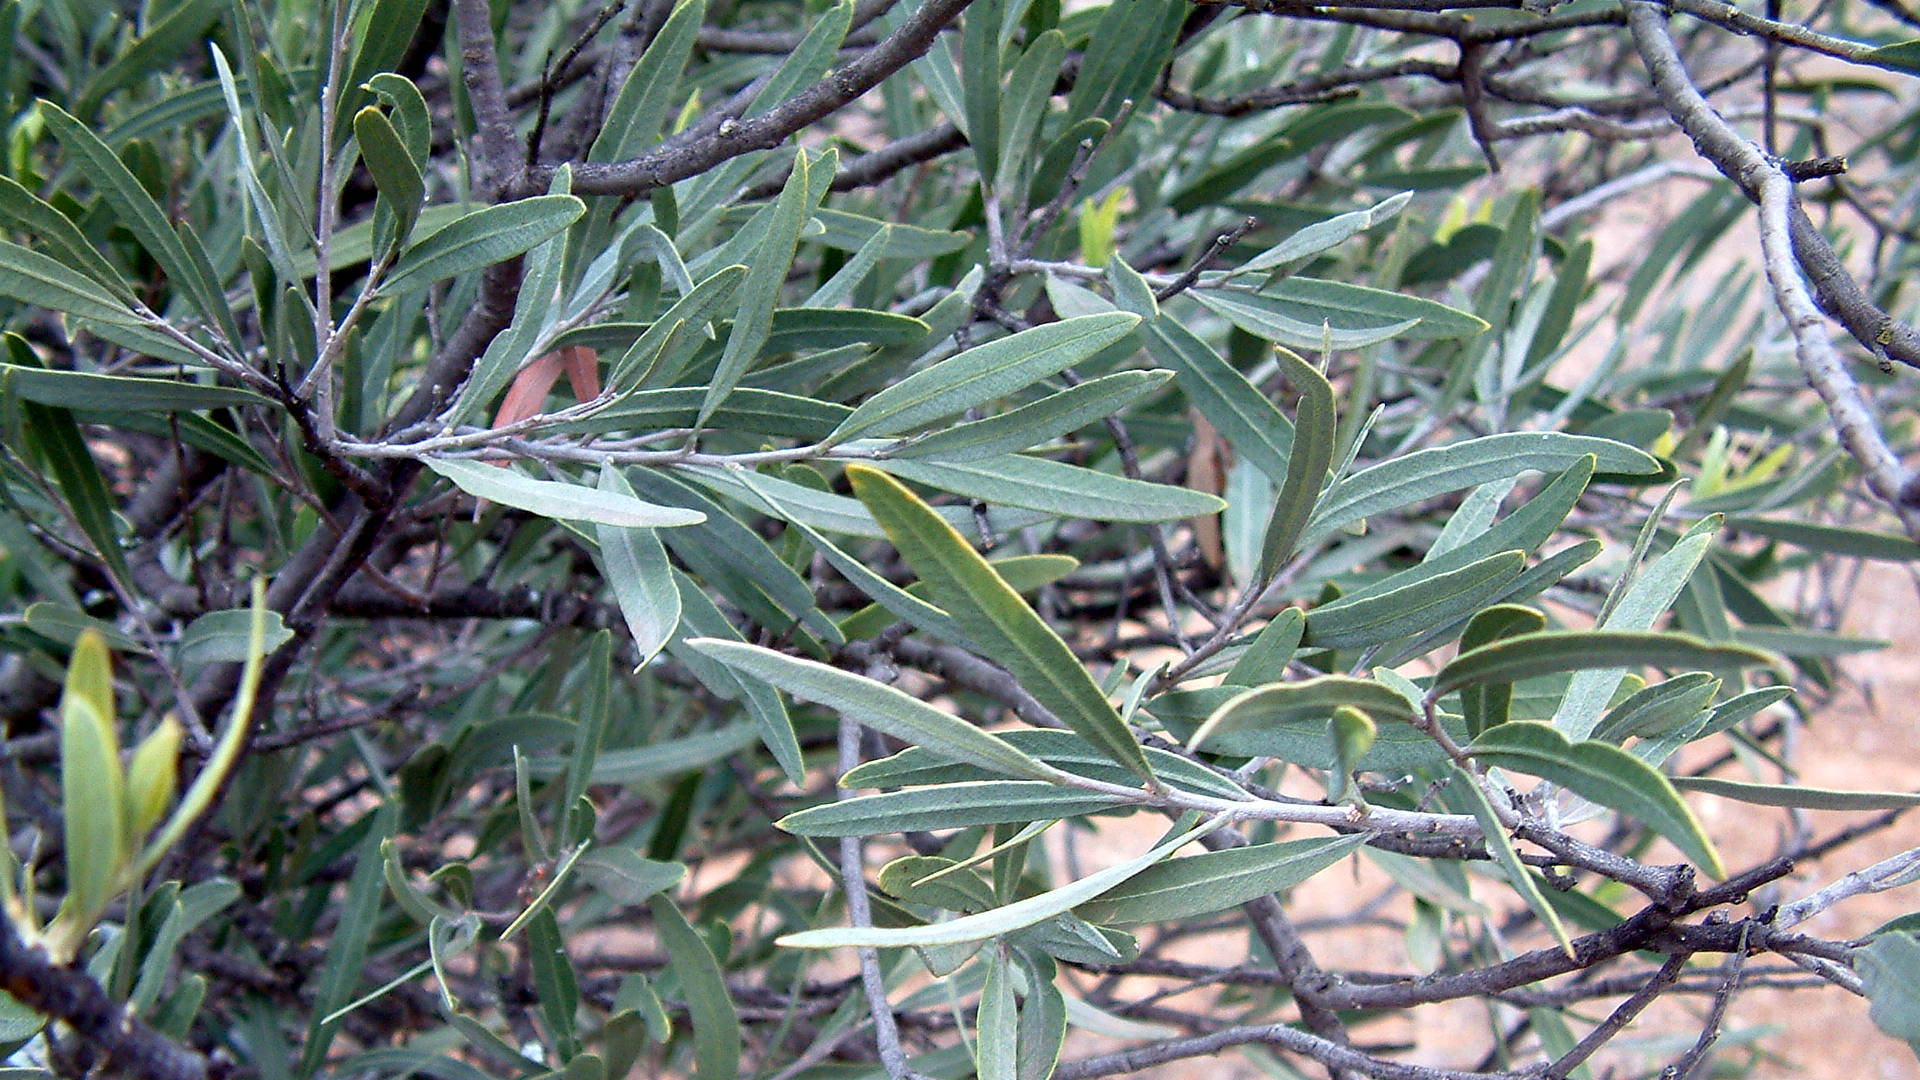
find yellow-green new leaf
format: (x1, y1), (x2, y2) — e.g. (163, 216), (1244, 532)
(1470, 721), (1724, 878)
(135, 580), (277, 880)
(55, 632), (127, 953)
(126, 716), (183, 838)
(848, 466), (1156, 784)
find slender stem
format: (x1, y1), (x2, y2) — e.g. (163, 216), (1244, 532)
(837, 717), (916, 1080)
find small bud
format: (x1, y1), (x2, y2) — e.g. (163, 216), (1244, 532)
(126, 715), (184, 838)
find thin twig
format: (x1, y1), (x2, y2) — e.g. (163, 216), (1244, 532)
(837, 717), (917, 1080)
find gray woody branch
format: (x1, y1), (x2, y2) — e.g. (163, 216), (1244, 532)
(1625, 0), (1920, 541)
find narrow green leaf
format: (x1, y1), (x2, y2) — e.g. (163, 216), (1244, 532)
(556, 385), (841, 440)
(1223, 608), (1306, 686)
(700, 149), (817, 427)
(1260, 348), (1336, 573)
(1593, 672), (1720, 743)
(297, 804), (395, 1079)
(1330, 706), (1377, 798)
(124, 717), (182, 839)
(1436, 630), (1777, 700)
(1672, 776), (1920, 810)
(559, 633), (613, 848)
(1, 364), (268, 410)
(206, 47), (305, 288)
(778, 818), (1225, 949)
(1728, 515), (1920, 561)
(963, 0), (1005, 185)
(1858, 932), (1920, 1058)
(605, 266), (747, 390)
(648, 896), (740, 1080)
(812, 209), (973, 258)
(1553, 526), (1717, 739)
(841, 730), (1249, 801)
(1142, 317), (1293, 480)
(979, 948), (1018, 1080)
(367, 74), (431, 164)
(998, 31), (1064, 191)
(686, 639), (1064, 782)
(1193, 289), (1420, 350)
(422, 459), (705, 527)
(591, 0), (705, 161)
(1185, 675), (1421, 767)
(849, 466), (1156, 783)
(889, 370), (1171, 462)
(378, 195), (587, 296)
(0, 176), (133, 300)
(1077, 834), (1365, 925)
(559, 724), (757, 785)
(1252, 276), (1488, 339)
(353, 107), (425, 251)
(1015, 951), (1067, 1080)
(1447, 765), (1573, 957)
(0, 239), (141, 325)
(1304, 551), (1523, 649)
(1457, 605), (1546, 736)
(780, 782), (1131, 837)
(177, 607), (296, 675)
(41, 103), (241, 346)
(1732, 626), (1888, 657)
(595, 465), (682, 666)
(1306, 433), (1660, 546)
(24, 402), (132, 590)
(876, 455), (1224, 523)
(1469, 721), (1724, 878)
(1228, 193), (1414, 279)
(576, 848), (686, 904)
(832, 313), (1140, 442)
(527, 909), (581, 1060)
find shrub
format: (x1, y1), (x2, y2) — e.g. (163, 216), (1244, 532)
(1, 1), (1919, 1079)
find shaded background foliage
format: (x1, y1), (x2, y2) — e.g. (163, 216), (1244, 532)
(2, 0), (1920, 1078)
